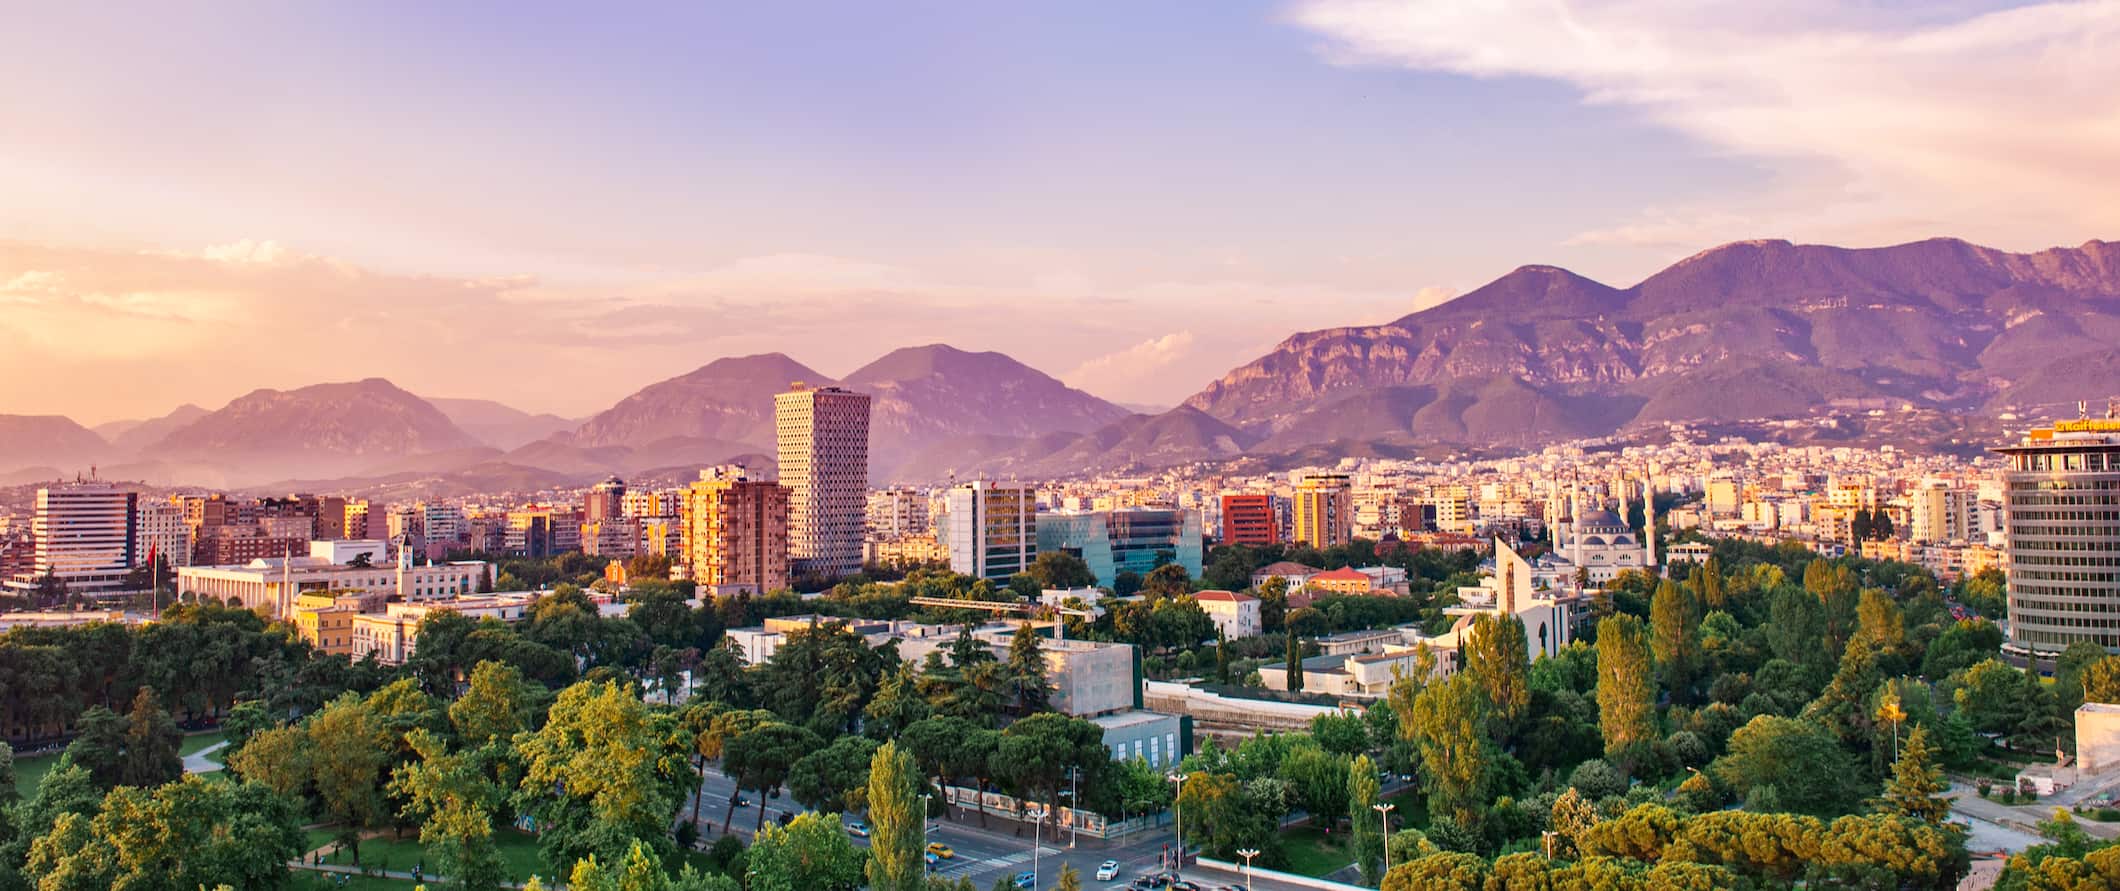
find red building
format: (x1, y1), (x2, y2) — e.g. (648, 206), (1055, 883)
(1219, 494), (1278, 545)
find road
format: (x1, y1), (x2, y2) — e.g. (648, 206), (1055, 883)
(684, 767), (1350, 891)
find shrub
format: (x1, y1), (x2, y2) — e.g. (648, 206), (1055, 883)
(1569, 759), (1629, 800)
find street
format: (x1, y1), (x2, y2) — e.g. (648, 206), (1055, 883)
(684, 767), (1343, 891)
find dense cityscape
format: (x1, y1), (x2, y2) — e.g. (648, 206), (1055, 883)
(1, 376), (2117, 890)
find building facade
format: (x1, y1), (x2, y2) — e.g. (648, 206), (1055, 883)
(684, 466), (790, 593)
(1292, 474), (1353, 548)
(3, 482), (138, 598)
(775, 384), (870, 579)
(1034, 507), (1203, 588)
(1997, 419), (2120, 653)
(942, 481), (1038, 581)
(1218, 494), (1278, 545)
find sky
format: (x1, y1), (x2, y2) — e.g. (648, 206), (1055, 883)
(3, 0), (2118, 425)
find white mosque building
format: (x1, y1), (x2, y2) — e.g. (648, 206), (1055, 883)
(1549, 482), (1658, 584)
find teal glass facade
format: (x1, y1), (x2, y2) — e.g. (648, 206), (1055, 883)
(1035, 508), (1203, 588)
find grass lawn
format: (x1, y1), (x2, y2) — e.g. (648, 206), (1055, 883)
(1277, 825), (1355, 878)
(312, 829), (553, 885)
(288, 873), (422, 891)
(178, 730), (228, 757)
(12, 750), (58, 797)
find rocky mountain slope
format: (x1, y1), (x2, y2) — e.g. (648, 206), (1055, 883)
(1184, 237), (2120, 447)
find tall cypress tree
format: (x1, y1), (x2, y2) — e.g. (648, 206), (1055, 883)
(1286, 632), (1305, 694)
(865, 742), (926, 891)
(1596, 615), (1657, 766)
(1879, 725), (1951, 824)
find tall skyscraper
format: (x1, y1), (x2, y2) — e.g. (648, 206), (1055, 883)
(684, 465), (790, 593)
(3, 481), (139, 598)
(1292, 473), (1353, 548)
(941, 481), (1037, 581)
(1997, 417), (2120, 653)
(775, 384), (870, 579)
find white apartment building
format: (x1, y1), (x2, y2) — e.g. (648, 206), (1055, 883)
(135, 497), (191, 569)
(3, 482), (138, 598)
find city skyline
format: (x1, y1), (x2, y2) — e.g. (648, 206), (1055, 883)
(5, 1), (2119, 421)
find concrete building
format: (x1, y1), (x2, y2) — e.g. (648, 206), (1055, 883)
(1195, 590), (1261, 639)
(135, 497), (190, 569)
(1907, 480), (1974, 545)
(1250, 561), (1321, 591)
(178, 546), (489, 618)
(941, 481), (1037, 581)
(584, 476), (627, 523)
(1034, 507), (1202, 589)
(1292, 473), (1353, 548)
(1217, 494), (1278, 545)
(727, 615), (1142, 718)
(1092, 710), (1188, 769)
(864, 533), (946, 569)
(775, 384), (871, 579)
(2, 482), (138, 599)
(683, 465), (789, 594)
(1997, 418), (2120, 653)
(1306, 566), (1376, 596)
(350, 593), (539, 664)
(866, 487), (931, 538)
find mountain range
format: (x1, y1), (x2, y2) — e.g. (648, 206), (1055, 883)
(7, 236), (2120, 492)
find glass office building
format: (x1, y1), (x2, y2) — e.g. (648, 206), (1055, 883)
(1036, 507), (1203, 588)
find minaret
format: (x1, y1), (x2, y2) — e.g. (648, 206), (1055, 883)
(396, 534), (413, 600)
(1643, 480), (1659, 571)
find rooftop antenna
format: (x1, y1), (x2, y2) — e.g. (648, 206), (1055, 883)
(2079, 400), (2091, 420)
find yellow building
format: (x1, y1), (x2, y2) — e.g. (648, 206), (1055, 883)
(292, 591), (372, 655)
(684, 466), (790, 593)
(1292, 474), (1353, 548)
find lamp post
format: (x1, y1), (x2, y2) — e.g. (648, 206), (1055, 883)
(1031, 805), (1048, 891)
(1373, 802), (1395, 878)
(1070, 766), (1080, 848)
(1541, 830), (1557, 860)
(1236, 848), (1259, 891)
(1168, 773), (1187, 879)
(922, 793), (933, 835)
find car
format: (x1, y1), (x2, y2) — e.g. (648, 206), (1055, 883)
(1096, 861), (1121, 881)
(925, 851), (940, 867)
(730, 794), (751, 808)
(1014, 871), (1037, 889)
(1171, 881), (1203, 891)
(1132, 876), (1170, 890)
(845, 820), (870, 838)
(926, 842), (955, 859)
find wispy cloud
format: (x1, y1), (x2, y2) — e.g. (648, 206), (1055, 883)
(1288, 0), (2120, 251)
(1063, 332), (1199, 402)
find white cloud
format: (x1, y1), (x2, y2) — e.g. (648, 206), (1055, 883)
(197, 239), (291, 265)
(1287, 0), (2120, 250)
(1062, 331), (1199, 401)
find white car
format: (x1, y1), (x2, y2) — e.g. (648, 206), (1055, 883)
(1097, 861), (1121, 881)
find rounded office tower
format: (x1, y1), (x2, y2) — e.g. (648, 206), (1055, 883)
(1997, 419), (2120, 654)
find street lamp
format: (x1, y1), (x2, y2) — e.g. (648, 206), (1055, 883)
(1030, 805), (1048, 891)
(1168, 774), (1188, 879)
(1373, 803), (1395, 877)
(1236, 848), (1259, 891)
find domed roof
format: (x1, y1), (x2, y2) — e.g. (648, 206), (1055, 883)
(1576, 508), (1626, 529)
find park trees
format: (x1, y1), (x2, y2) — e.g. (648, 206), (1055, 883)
(22, 776), (303, 891)
(1463, 614), (1529, 733)
(1878, 725), (1950, 825)
(1409, 673), (1488, 826)
(1350, 754), (1383, 885)
(1650, 579), (1701, 702)
(516, 681), (690, 868)
(865, 742), (926, 891)
(724, 722), (822, 834)
(1004, 624), (1055, 715)
(746, 812), (865, 891)
(1711, 715), (1859, 817)
(392, 728), (510, 891)
(789, 735), (880, 814)
(1596, 614), (1658, 767)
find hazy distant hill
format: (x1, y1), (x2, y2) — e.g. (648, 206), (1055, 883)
(1184, 237), (2120, 447)
(0, 415), (111, 476)
(94, 404), (210, 453)
(143, 379), (483, 483)
(427, 397), (580, 450)
(843, 344), (1131, 476)
(562, 353), (826, 450)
